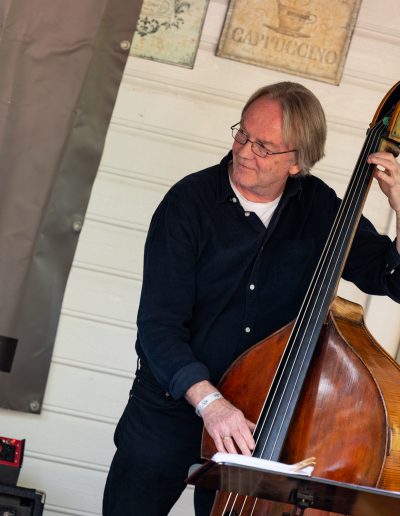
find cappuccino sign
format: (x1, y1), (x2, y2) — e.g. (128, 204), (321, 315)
(217, 0), (362, 84)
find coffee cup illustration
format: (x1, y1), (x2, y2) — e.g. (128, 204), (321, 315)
(270, 0), (317, 37)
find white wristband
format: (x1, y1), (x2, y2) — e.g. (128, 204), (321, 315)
(195, 391), (223, 417)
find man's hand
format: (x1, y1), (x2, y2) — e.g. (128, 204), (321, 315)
(368, 151), (400, 254)
(201, 397), (256, 455)
(368, 151), (400, 213)
(185, 380), (256, 456)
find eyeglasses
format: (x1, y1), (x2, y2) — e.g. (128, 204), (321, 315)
(230, 123), (297, 158)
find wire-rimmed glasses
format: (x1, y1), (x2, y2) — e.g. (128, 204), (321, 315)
(231, 123), (297, 158)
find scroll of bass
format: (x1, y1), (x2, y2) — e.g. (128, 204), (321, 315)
(201, 82), (400, 516)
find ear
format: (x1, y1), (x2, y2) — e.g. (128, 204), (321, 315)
(288, 162), (301, 176)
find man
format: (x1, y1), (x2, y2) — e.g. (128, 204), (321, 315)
(103, 82), (400, 515)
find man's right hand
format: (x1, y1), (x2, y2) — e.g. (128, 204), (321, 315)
(201, 397), (256, 456)
(185, 380), (256, 455)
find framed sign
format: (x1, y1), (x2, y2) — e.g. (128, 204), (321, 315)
(217, 0), (363, 84)
(131, 0), (210, 68)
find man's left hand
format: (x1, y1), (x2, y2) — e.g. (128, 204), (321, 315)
(368, 151), (400, 214)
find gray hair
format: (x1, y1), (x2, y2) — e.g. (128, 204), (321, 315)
(242, 82), (326, 175)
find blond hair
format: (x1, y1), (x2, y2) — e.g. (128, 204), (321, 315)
(242, 82), (326, 175)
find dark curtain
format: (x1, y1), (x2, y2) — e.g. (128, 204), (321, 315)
(0, 0), (143, 412)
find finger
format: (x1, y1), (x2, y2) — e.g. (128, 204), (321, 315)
(371, 161), (392, 176)
(221, 435), (237, 454)
(368, 151), (398, 162)
(367, 153), (395, 171)
(374, 169), (395, 187)
(214, 434), (228, 453)
(227, 419), (256, 456)
(230, 431), (254, 456)
(246, 418), (256, 432)
(213, 424), (239, 453)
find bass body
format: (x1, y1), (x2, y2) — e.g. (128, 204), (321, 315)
(202, 297), (400, 515)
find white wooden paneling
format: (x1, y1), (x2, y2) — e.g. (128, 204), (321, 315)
(73, 218), (146, 277)
(17, 457), (106, 514)
(0, 408), (116, 467)
(54, 314), (136, 372)
(100, 124), (224, 185)
(86, 172), (168, 229)
(43, 363), (132, 421)
(62, 267), (140, 324)
(1, 2), (400, 515)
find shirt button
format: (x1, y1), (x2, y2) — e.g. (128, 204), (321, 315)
(231, 197), (237, 203)
(249, 284), (255, 290)
(244, 211), (250, 217)
(245, 327), (251, 333)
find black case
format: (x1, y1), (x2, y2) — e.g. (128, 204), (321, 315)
(0, 483), (45, 516)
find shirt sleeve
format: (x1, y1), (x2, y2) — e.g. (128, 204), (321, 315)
(343, 214), (400, 303)
(136, 185), (210, 399)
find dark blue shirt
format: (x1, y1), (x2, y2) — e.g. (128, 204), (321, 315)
(136, 152), (400, 399)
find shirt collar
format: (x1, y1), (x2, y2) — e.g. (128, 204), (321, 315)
(216, 150), (303, 204)
(216, 151), (234, 203)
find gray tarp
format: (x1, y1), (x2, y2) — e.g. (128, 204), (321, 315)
(0, 0), (142, 412)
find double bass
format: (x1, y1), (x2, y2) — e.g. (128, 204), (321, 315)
(200, 83), (400, 515)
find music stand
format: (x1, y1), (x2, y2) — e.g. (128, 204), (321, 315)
(187, 459), (400, 516)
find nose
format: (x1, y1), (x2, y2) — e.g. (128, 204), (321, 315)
(237, 139), (255, 158)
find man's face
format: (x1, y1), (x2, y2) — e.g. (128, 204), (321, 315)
(230, 96), (300, 202)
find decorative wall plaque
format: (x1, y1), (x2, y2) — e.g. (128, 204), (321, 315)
(131, 0), (210, 68)
(217, 0), (363, 84)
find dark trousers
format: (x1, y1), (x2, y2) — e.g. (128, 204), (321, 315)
(103, 364), (215, 515)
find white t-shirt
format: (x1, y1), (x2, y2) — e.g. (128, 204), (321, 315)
(229, 178), (281, 228)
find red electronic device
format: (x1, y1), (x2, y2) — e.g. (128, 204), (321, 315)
(0, 436), (25, 485)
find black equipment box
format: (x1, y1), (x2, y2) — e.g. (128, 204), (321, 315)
(0, 483), (44, 516)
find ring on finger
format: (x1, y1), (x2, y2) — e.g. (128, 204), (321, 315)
(222, 436), (231, 441)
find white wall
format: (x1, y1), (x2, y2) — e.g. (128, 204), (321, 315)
(1, 1), (400, 514)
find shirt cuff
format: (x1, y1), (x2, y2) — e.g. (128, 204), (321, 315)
(385, 239), (400, 275)
(169, 362), (210, 400)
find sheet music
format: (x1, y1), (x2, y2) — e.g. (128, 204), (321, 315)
(211, 452), (315, 476)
